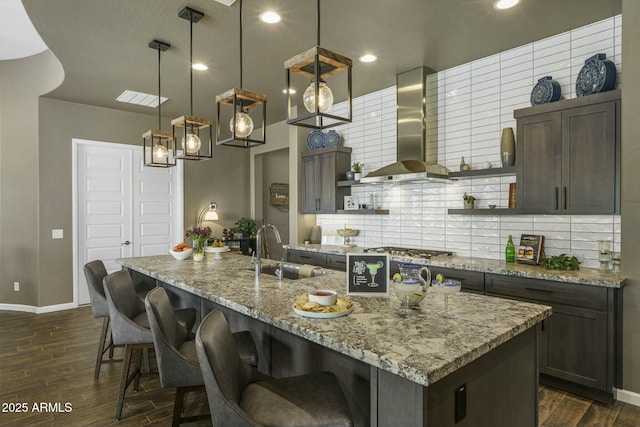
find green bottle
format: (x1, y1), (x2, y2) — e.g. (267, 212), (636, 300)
(505, 235), (516, 262)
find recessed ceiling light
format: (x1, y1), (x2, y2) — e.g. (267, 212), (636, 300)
(116, 90), (168, 107)
(494, 0), (520, 10)
(283, 88), (296, 94)
(359, 54), (377, 63)
(192, 63), (208, 71)
(259, 11), (281, 24)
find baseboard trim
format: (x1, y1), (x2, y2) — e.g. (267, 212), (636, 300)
(0, 302), (77, 314)
(615, 388), (640, 407)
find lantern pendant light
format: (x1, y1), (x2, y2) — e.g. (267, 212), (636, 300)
(143, 40), (176, 168)
(285, 0), (352, 129)
(172, 6), (213, 160)
(216, 0), (267, 147)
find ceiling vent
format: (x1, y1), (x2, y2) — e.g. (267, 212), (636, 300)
(116, 90), (168, 108)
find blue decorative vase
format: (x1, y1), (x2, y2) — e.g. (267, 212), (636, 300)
(576, 53), (617, 97)
(530, 76), (561, 106)
(345, 171), (355, 181)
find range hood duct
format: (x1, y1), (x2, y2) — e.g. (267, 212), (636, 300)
(360, 66), (451, 183)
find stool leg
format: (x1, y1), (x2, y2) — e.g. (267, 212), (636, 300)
(94, 317), (109, 379)
(172, 387), (185, 427)
(133, 348), (143, 391)
(115, 344), (133, 420)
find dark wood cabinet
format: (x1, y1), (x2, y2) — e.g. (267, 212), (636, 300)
(485, 273), (621, 403)
(428, 266), (485, 294)
(515, 90), (620, 214)
(286, 249), (347, 272)
(301, 146), (352, 214)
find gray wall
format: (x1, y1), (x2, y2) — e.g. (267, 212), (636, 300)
(621, 0), (640, 395)
(0, 50), (63, 306)
(260, 148), (290, 260)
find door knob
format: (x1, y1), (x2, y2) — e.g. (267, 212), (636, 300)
(121, 240), (131, 245)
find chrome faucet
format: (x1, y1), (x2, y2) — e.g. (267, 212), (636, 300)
(253, 224), (282, 279)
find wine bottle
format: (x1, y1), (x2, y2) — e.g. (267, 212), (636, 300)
(505, 235), (516, 262)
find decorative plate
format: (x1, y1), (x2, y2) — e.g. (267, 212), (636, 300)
(306, 129), (325, 150)
(530, 76), (561, 106)
(324, 130), (342, 147)
(575, 53), (617, 97)
(293, 305), (354, 319)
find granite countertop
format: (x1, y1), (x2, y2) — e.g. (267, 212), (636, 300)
(117, 254), (551, 387)
(285, 244), (626, 289)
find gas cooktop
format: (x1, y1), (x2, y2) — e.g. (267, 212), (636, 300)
(363, 246), (453, 259)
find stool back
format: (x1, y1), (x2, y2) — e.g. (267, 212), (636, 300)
(83, 260), (109, 318)
(103, 270), (151, 346)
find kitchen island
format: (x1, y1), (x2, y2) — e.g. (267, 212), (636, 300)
(118, 254), (551, 427)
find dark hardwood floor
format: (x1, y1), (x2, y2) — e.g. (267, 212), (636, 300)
(0, 307), (638, 426)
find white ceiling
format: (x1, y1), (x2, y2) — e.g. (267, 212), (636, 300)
(19, 0), (622, 125)
(0, 0), (47, 60)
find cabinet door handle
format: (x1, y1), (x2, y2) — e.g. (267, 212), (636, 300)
(563, 186), (567, 210)
(525, 287), (553, 294)
(299, 254), (312, 259)
(555, 187), (559, 210)
(541, 320), (545, 332)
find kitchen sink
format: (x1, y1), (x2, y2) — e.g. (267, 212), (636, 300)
(258, 264), (328, 280)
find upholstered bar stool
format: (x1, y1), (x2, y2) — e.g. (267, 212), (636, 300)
(196, 310), (353, 427)
(145, 287), (259, 426)
(103, 270), (196, 420)
(83, 260), (122, 379)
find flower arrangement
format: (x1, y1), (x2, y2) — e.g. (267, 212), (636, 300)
(185, 226), (211, 256)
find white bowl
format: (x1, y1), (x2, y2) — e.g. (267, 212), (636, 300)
(308, 290), (338, 306)
(170, 247), (193, 260)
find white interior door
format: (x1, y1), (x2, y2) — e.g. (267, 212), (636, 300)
(75, 140), (182, 305)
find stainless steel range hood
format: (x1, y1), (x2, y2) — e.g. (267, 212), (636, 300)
(360, 67), (452, 183)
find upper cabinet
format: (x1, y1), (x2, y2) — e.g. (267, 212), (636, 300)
(301, 146), (352, 214)
(515, 90), (620, 214)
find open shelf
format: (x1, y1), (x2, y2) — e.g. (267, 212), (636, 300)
(448, 166), (515, 179)
(448, 208), (516, 215)
(336, 209), (389, 215)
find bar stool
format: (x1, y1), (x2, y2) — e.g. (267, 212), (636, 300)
(83, 260), (121, 379)
(145, 287), (259, 426)
(103, 270), (196, 420)
(196, 310), (353, 427)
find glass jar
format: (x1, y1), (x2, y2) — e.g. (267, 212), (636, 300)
(392, 263), (431, 308)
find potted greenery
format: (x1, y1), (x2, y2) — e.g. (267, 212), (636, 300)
(352, 162), (363, 180)
(232, 217), (257, 238)
(463, 192), (476, 209)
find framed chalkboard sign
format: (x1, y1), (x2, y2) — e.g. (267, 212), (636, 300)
(346, 253), (389, 296)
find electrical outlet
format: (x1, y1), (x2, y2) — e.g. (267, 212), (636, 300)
(52, 229), (64, 239)
(13, 282), (19, 292)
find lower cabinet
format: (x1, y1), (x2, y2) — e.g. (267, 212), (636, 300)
(485, 273), (621, 403)
(286, 249), (346, 271)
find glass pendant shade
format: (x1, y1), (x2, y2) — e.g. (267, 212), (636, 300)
(143, 130), (176, 168)
(182, 132), (202, 154)
(303, 79), (333, 113)
(229, 110), (254, 138)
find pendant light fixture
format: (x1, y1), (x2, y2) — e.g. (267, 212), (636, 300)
(172, 6), (213, 160)
(216, 0), (267, 147)
(143, 40), (176, 168)
(285, 0), (352, 129)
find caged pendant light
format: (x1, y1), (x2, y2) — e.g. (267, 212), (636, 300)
(143, 40), (176, 168)
(285, 0), (352, 129)
(216, 0), (267, 147)
(172, 6), (213, 160)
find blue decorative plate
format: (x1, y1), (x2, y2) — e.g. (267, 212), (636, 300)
(576, 53), (617, 97)
(324, 130), (342, 147)
(306, 129), (325, 150)
(530, 76), (561, 106)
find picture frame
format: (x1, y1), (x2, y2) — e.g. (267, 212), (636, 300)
(344, 196), (359, 210)
(346, 253), (389, 296)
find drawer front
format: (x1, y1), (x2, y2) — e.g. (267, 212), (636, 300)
(485, 273), (607, 310)
(326, 254), (347, 271)
(430, 266), (485, 293)
(287, 250), (327, 267)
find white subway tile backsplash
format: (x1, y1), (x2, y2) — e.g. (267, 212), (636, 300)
(315, 15), (622, 262)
